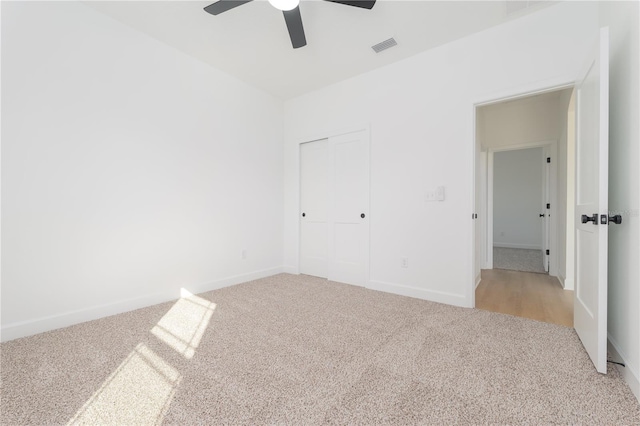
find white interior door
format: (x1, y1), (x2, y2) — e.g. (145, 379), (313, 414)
(300, 139), (329, 278)
(328, 130), (369, 286)
(574, 27), (609, 374)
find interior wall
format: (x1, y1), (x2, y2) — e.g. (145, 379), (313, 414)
(1, 2), (284, 340)
(599, 0), (640, 399)
(493, 148), (543, 250)
(557, 89), (576, 290)
(283, 1), (599, 307)
(478, 94), (563, 150)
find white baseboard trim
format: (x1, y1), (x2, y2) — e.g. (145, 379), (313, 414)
(182, 266), (285, 295)
(608, 335), (640, 403)
(493, 243), (542, 250)
(281, 265), (299, 275)
(0, 266), (285, 343)
(476, 273), (482, 289)
(563, 277), (574, 291)
(557, 273), (565, 288)
(367, 280), (469, 308)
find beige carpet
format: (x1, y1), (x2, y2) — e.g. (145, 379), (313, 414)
(1, 274), (639, 425)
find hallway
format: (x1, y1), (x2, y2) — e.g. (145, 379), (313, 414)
(476, 269), (573, 327)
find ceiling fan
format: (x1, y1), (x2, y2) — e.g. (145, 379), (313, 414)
(203, 0), (376, 49)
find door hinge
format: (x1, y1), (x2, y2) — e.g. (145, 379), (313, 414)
(547, 157), (551, 163)
(546, 203), (550, 209)
(546, 249), (550, 255)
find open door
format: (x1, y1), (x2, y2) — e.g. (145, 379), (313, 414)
(574, 27), (609, 374)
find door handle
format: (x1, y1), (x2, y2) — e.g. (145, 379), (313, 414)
(539, 214), (545, 218)
(581, 214), (598, 224)
(302, 212), (306, 217)
(360, 213), (365, 218)
(608, 214), (622, 225)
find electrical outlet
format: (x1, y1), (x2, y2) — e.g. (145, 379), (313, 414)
(242, 249), (247, 260)
(401, 257), (409, 268)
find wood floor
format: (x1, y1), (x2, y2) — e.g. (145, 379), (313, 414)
(476, 269), (574, 327)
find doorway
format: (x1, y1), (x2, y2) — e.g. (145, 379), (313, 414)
(492, 146), (549, 274)
(474, 87), (576, 325)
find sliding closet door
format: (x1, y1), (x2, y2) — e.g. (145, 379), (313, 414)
(328, 130), (369, 286)
(299, 140), (329, 278)
(299, 130), (369, 285)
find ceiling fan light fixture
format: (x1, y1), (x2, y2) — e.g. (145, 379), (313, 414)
(268, 0), (300, 11)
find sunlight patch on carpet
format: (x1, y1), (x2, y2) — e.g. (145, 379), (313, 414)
(69, 289), (216, 425)
(68, 343), (181, 426)
(151, 289), (216, 359)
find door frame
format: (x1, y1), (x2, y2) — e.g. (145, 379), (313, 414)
(296, 123), (371, 286)
(486, 141), (558, 276)
(470, 80), (574, 307)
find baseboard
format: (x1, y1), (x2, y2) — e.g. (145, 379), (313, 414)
(367, 280), (469, 308)
(563, 277), (574, 291)
(608, 335), (640, 403)
(281, 265), (299, 275)
(180, 266), (285, 295)
(0, 266), (284, 343)
(556, 274), (574, 291)
(476, 273), (482, 289)
(493, 243), (542, 250)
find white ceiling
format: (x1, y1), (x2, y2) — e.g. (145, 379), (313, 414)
(85, 1), (555, 100)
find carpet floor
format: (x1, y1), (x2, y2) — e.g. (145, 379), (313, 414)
(493, 247), (547, 274)
(1, 273), (639, 425)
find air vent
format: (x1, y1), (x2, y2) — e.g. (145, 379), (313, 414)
(372, 37), (397, 53)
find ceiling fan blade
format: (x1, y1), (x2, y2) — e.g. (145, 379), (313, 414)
(204, 0), (253, 15)
(323, 0), (376, 10)
(283, 7), (307, 49)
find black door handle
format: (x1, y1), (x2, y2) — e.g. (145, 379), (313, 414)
(302, 213), (305, 217)
(361, 213), (365, 218)
(539, 214), (545, 218)
(608, 214), (622, 225)
(581, 214), (598, 224)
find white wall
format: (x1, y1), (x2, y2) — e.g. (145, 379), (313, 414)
(558, 89), (576, 290)
(493, 148), (543, 249)
(283, 1), (599, 307)
(478, 94), (563, 150)
(1, 2), (284, 340)
(599, 0), (640, 400)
